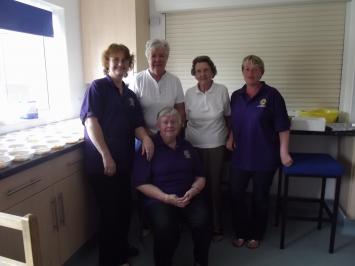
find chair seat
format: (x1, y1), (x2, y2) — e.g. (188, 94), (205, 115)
(283, 153), (344, 177)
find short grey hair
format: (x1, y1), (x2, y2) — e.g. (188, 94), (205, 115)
(145, 39), (170, 59)
(157, 107), (181, 124)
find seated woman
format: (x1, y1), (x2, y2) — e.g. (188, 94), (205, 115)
(132, 107), (211, 266)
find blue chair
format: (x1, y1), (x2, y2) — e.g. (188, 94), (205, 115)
(278, 153), (344, 253)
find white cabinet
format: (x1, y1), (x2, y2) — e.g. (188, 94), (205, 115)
(0, 148), (97, 265)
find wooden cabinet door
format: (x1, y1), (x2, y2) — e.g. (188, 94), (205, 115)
(0, 187), (61, 266)
(54, 171), (97, 264)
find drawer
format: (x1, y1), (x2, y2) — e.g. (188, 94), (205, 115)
(49, 149), (84, 183)
(0, 162), (53, 210)
(0, 149), (84, 211)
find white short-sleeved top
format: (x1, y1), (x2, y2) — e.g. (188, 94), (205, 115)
(132, 69), (184, 133)
(185, 82), (231, 148)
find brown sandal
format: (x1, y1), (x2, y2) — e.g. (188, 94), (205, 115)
(232, 238), (245, 247)
(246, 239), (260, 249)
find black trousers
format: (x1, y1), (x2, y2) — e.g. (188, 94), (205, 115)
(230, 168), (276, 240)
(90, 173), (131, 266)
(147, 194), (211, 266)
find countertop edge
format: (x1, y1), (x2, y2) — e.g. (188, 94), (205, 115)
(0, 142), (84, 180)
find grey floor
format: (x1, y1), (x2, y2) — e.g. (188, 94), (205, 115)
(65, 200), (355, 266)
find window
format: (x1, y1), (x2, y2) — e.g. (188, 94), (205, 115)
(0, 30), (50, 120)
(0, 0), (71, 131)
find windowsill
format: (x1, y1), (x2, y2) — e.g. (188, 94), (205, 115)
(0, 111), (78, 135)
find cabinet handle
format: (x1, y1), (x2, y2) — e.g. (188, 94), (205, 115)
(50, 199), (59, 232)
(6, 177), (42, 196)
(57, 192), (66, 226)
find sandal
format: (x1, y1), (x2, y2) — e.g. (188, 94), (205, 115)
(246, 239), (260, 249)
(232, 238), (245, 247)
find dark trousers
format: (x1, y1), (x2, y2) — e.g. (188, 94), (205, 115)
(230, 168), (276, 240)
(147, 194), (211, 266)
(90, 174), (131, 266)
(197, 146), (226, 233)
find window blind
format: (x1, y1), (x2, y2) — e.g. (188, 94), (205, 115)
(166, 2), (346, 110)
(0, 0), (53, 37)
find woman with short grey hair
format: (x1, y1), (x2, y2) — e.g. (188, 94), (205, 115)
(133, 106), (210, 266)
(132, 38), (185, 135)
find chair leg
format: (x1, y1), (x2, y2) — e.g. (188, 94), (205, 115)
(317, 177), (326, 230)
(329, 175), (341, 254)
(275, 167), (283, 227)
(280, 174), (289, 249)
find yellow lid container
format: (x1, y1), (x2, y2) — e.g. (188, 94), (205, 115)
(297, 109), (339, 123)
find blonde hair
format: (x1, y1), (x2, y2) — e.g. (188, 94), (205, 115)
(242, 55), (265, 74)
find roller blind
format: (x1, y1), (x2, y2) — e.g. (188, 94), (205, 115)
(0, 0), (53, 37)
(166, 2), (346, 111)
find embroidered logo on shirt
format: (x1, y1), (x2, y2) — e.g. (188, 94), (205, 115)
(128, 98), (135, 107)
(184, 150), (191, 159)
(257, 98), (267, 108)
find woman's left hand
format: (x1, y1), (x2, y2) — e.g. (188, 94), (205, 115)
(141, 136), (154, 161)
(281, 152), (293, 167)
(178, 187), (199, 206)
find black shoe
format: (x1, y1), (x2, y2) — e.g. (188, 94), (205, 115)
(128, 245), (139, 257)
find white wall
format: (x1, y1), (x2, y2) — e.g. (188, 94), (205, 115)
(44, 0), (84, 118)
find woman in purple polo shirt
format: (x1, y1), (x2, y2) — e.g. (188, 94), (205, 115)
(132, 107), (211, 266)
(80, 43), (153, 266)
(227, 55), (293, 249)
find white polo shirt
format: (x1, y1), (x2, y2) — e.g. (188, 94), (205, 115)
(132, 69), (184, 133)
(185, 82), (231, 148)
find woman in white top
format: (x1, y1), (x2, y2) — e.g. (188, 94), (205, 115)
(132, 39), (186, 135)
(185, 55), (231, 241)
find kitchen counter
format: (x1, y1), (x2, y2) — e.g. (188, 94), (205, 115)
(291, 123), (355, 136)
(0, 119), (84, 180)
(0, 141), (83, 180)
(291, 128), (355, 136)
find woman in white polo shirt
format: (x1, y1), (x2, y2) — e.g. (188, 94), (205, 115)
(132, 39), (185, 135)
(185, 55), (231, 242)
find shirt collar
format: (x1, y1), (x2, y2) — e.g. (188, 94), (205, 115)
(241, 81), (266, 101)
(195, 81), (215, 95)
(106, 75), (129, 95)
(146, 69), (167, 82)
(154, 132), (184, 149)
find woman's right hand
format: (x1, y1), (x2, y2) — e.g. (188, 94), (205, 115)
(102, 153), (117, 176)
(164, 194), (189, 208)
(226, 133), (235, 151)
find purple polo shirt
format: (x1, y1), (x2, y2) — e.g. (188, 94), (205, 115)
(80, 76), (145, 176)
(230, 82), (290, 171)
(132, 133), (204, 206)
